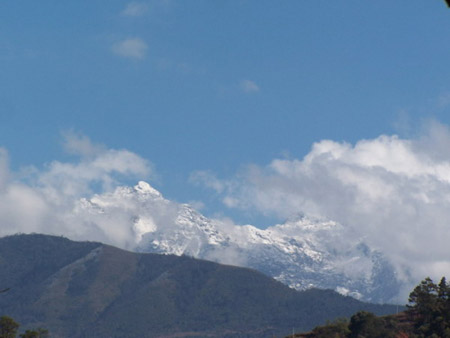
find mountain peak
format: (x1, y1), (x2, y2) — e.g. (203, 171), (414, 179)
(76, 181), (401, 303)
(134, 181), (162, 198)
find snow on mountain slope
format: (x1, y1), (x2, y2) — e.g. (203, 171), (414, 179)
(76, 181), (401, 303)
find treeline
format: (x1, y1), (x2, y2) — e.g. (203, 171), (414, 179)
(0, 316), (48, 338)
(294, 276), (450, 338)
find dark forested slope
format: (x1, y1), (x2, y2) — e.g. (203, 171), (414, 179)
(0, 234), (398, 337)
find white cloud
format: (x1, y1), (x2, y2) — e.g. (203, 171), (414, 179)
(61, 130), (106, 158)
(122, 2), (149, 17)
(239, 79), (260, 93)
(0, 133), (153, 248)
(0, 148), (10, 190)
(37, 134), (151, 202)
(112, 38), (148, 60)
(194, 121), (450, 290)
(190, 170), (227, 193)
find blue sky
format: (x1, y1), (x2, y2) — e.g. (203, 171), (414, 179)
(1, 1), (450, 226)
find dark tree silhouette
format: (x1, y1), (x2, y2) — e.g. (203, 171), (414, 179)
(0, 316), (19, 338)
(408, 276), (450, 337)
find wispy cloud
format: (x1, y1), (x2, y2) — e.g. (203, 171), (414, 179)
(61, 130), (106, 158)
(239, 79), (260, 93)
(112, 38), (148, 60)
(193, 120), (450, 293)
(190, 170), (227, 193)
(122, 2), (149, 17)
(437, 91), (450, 108)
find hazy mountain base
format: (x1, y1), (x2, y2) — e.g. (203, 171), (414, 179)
(0, 234), (399, 337)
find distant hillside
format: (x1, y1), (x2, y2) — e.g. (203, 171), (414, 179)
(0, 234), (399, 337)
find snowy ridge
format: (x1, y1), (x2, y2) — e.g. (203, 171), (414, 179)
(77, 181), (400, 303)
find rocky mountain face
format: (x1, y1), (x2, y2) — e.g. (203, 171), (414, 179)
(77, 181), (401, 304)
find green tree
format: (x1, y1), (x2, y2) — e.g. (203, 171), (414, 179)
(408, 277), (439, 312)
(19, 328), (49, 338)
(438, 277), (449, 301)
(408, 276), (450, 337)
(0, 316), (19, 338)
(348, 311), (396, 338)
(310, 318), (350, 338)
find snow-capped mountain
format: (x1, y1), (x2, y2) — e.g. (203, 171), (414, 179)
(77, 181), (401, 303)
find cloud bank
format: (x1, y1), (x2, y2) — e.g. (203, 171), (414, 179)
(0, 133), (153, 248)
(192, 121), (450, 289)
